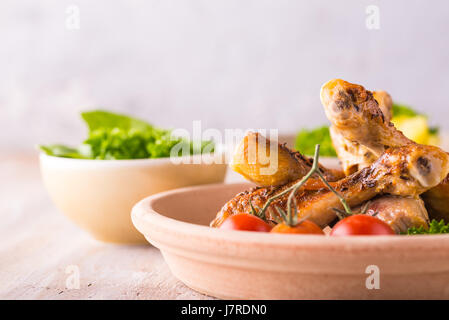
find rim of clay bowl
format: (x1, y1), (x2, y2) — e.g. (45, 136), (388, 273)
(132, 182), (449, 257)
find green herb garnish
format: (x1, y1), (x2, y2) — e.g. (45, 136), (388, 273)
(429, 126), (440, 135)
(39, 110), (214, 160)
(404, 219), (449, 235)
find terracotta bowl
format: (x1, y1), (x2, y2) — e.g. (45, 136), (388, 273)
(132, 182), (449, 299)
(40, 153), (227, 244)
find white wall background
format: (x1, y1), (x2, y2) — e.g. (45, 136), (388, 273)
(2, 0), (449, 152)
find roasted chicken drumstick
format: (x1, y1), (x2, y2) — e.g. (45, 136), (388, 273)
(321, 79), (449, 222)
(211, 144), (449, 228)
(352, 196), (429, 234)
(329, 90), (393, 175)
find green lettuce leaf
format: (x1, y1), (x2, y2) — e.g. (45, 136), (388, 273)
(392, 103), (419, 118)
(81, 110), (154, 133)
(39, 110), (214, 160)
(38, 144), (90, 159)
(295, 126), (337, 157)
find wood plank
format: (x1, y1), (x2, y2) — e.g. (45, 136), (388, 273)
(0, 154), (244, 299)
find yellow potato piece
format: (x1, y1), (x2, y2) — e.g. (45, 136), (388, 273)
(392, 115), (430, 145)
(428, 134), (440, 146)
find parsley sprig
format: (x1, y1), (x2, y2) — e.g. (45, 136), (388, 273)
(404, 219), (449, 235)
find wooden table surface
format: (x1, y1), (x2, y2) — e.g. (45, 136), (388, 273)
(0, 153), (244, 300)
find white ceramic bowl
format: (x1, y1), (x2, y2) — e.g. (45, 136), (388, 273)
(40, 153), (227, 243)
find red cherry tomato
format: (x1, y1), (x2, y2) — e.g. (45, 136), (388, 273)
(270, 220), (324, 235)
(330, 214), (395, 236)
(219, 213), (272, 232)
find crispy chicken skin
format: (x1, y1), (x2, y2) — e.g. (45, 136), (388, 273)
(354, 196), (429, 234)
(321, 78), (449, 222)
(211, 144), (449, 228)
(230, 132), (344, 187)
